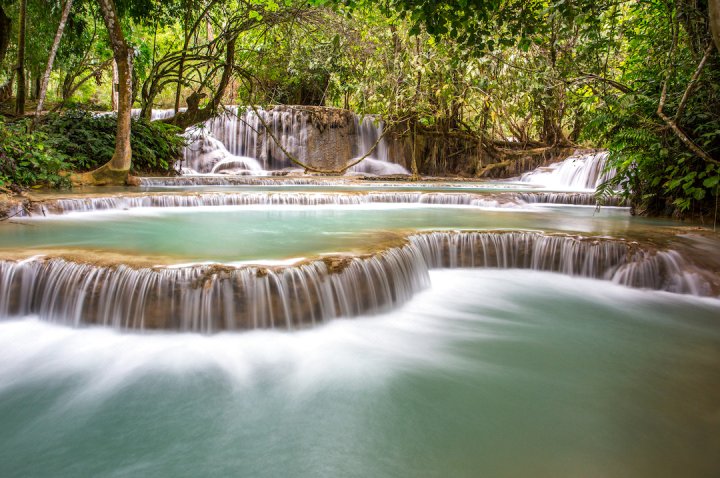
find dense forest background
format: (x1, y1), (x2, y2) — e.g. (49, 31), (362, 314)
(0, 0), (718, 217)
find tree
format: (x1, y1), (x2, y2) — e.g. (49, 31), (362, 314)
(0, 5), (10, 65)
(711, 0), (720, 52)
(33, 0), (74, 125)
(74, 0), (133, 184)
(15, 0), (26, 115)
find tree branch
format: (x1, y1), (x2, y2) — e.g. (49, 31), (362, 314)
(657, 9), (720, 166)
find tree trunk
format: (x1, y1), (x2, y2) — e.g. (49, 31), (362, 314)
(0, 6), (10, 65)
(111, 60), (119, 110)
(711, 0), (720, 53)
(32, 74), (40, 99)
(75, 0), (133, 185)
(174, 5), (191, 114)
(34, 0), (73, 126)
(15, 0), (27, 116)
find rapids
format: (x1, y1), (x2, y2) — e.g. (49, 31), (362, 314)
(1, 270), (719, 477)
(519, 150), (616, 190)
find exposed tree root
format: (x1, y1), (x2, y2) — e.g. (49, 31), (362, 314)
(71, 164), (129, 186)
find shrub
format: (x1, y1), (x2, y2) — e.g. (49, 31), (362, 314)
(0, 119), (71, 188)
(39, 109), (186, 174)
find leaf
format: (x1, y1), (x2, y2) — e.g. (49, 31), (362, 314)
(703, 176), (719, 188)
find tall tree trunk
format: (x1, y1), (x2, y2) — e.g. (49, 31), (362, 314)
(0, 6), (10, 65)
(75, 0), (133, 185)
(15, 0), (27, 116)
(34, 0), (73, 127)
(33, 74), (40, 99)
(711, 0), (720, 53)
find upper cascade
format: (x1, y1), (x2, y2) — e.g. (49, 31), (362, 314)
(161, 106), (409, 176)
(519, 150), (615, 190)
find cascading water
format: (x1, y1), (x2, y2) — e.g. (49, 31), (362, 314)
(514, 191), (626, 206)
(130, 108), (185, 120)
(181, 128), (265, 175)
(0, 232), (713, 332)
(0, 245), (430, 331)
(20, 192), (528, 216)
(349, 116), (409, 175)
(355, 115), (390, 162)
(519, 150), (616, 190)
(15, 190), (626, 218)
(171, 106), (408, 176)
(196, 106), (307, 170)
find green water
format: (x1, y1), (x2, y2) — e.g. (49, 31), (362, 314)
(1, 204), (655, 262)
(1, 270), (718, 477)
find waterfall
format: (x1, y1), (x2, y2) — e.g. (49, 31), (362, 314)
(514, 192), (627, 206)
(519, 150), (616, 190)
(349, 158), (410, 176)
(181, 128), (265, 174)
(355, 115), (390, 162)
(171, 106), (408, 175)
(181, 106), (313, 171)
(130, 108), (185, 120)
(138, 176), (353, 186)
(0, 246), (430, 331)
(0, 232), (714, 332)
(349, 116), (409, 175)
(407, 232), (711, 295)
(21, 192), (537, 216)
(20, 191), (632, 216)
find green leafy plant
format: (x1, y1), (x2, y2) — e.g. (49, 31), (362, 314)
(38, 110), (185, 174)
(0, 119), (71, 189)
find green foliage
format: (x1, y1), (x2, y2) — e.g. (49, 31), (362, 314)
(583, 1), (720, 216)
(0, 119), (71, 188)
(1, 0), (717, 215)
(38, 110), (185, 174)
(0, 112), (185, 189)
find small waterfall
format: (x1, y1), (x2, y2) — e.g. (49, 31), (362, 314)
(515, 192), (627, 207)
(519, 151), (616, 190)
(354, 115), (390, 162)
(130, 108), (185, 121)
(174, 106), (408, 175)
(409, 232), (712, 296)
(0, 246), (429, 331)
(181, 129), (265, 175)
(190, 106), (310, 170)
(22, 191), (632, 216)
(150, 109), (182, 121)
(349, 116), (409, 175)
(349, 158), (410, 176)
(22, 192), (528, 216)
(0, 232), (714, 332)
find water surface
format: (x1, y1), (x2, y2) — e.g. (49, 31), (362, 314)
(1, 270), (718, 478)
(1, 204), (658, 263)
